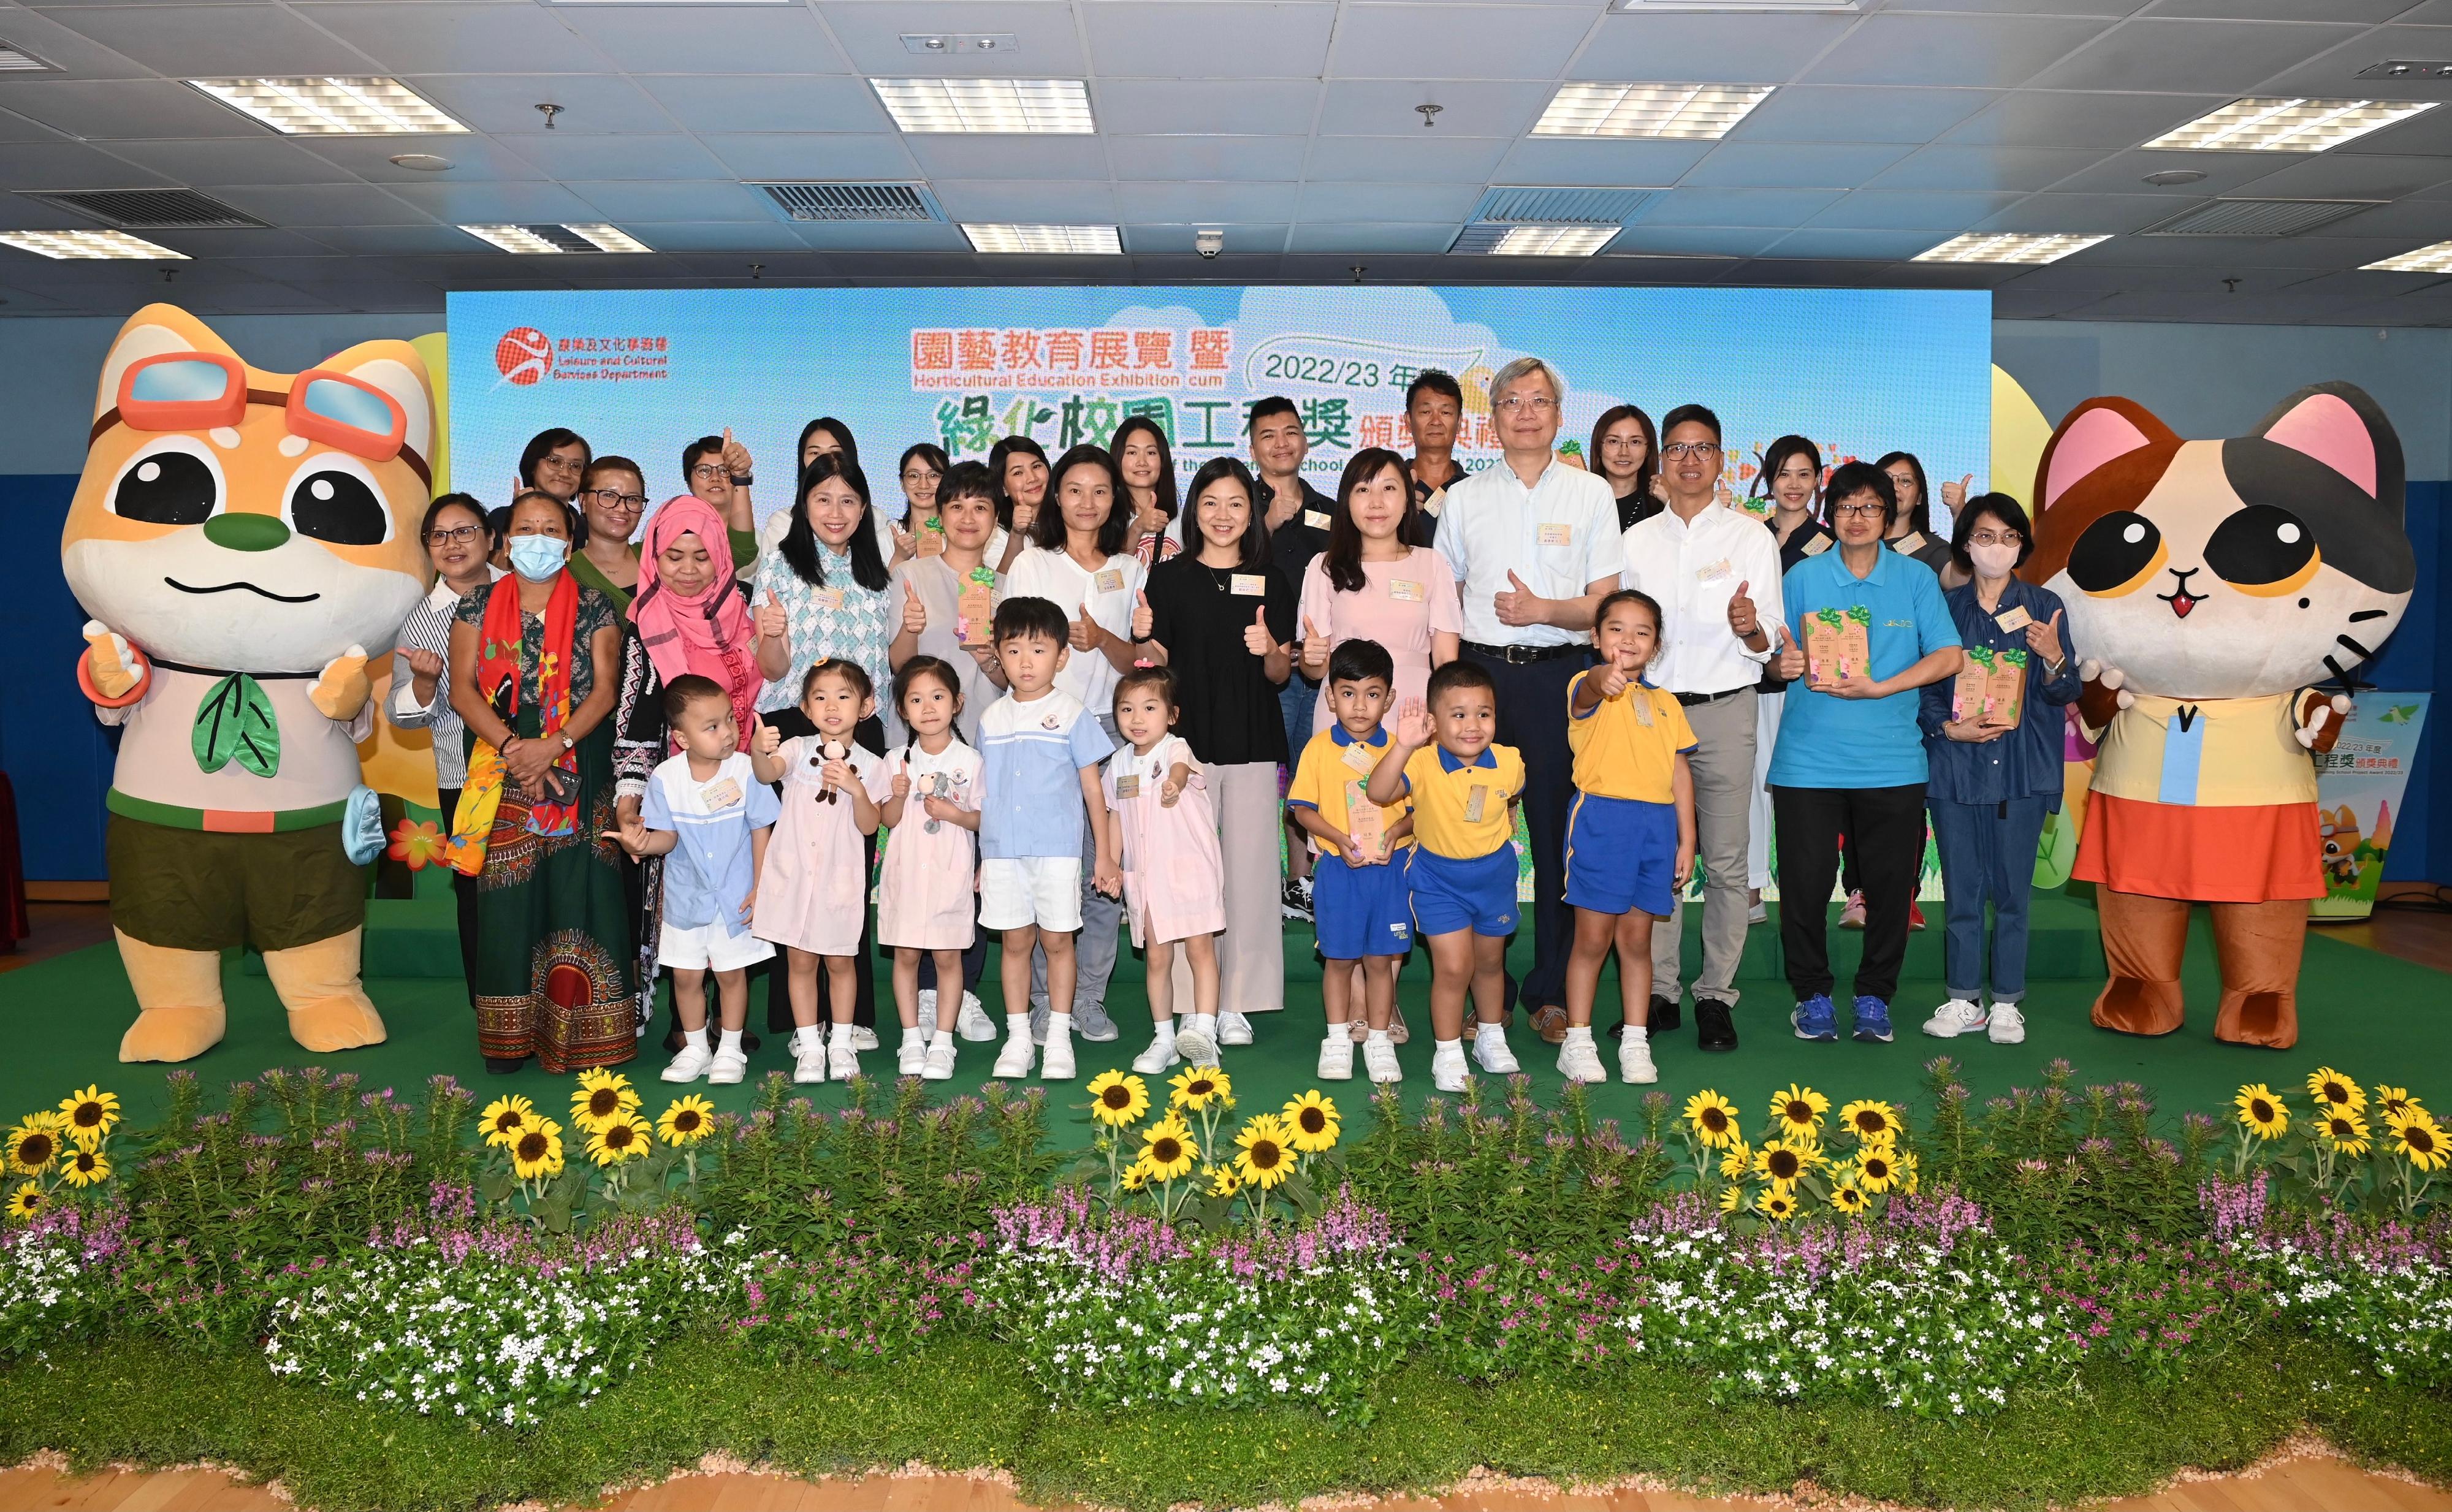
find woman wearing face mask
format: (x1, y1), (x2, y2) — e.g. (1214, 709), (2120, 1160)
(445, 491), (631, 1074)
(989, 435), (1051, 572)
(1916, 494), (2079, 1049)
(1589, 405), (1662, 533)
(1112, 416), (1182, 567)
(1746, 436), (1830, 921)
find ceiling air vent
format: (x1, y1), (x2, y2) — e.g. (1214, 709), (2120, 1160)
(2139, 199), (2384, 237)
(26, 188), (264, 229)
(0, 39), (55, 70)
(1467, 186), (1656, 226)
(755, 181), (946, 223)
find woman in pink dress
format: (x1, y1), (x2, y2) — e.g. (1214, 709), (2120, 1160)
(869, 657), (984, 1081)
(1100, 667), (1227, 1075)
(1298, 447), (1463, 734)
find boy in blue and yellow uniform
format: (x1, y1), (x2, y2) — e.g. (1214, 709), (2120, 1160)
(1368, 659), (1525, 1093)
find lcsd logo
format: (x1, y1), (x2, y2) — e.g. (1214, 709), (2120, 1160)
(495, 326), (553, 386)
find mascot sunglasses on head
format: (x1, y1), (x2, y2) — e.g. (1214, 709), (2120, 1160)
(2030, 382), (2413, 1052)
(66, 304), (433, 1063)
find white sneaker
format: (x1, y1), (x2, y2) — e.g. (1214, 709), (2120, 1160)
(1556, 1033), (1605, 1084)
(898, 1036), (927, 1076)
(1618, 1033), (1658, 1085)
(1472, 1024), (1520, 1076)
(850, 1025), (879, 1052)
(1987, 1002), (2027, 1044)
(1174, 1017), (1219, 1069)
(1319, 1034), (1355, 1081)
(661, 1041), (714, 1083)
(1217, 1010), (1255, 1047)
(1132, 1025), (1178, 1074)
(1921, 998), (1989, 1039)
(923, 1035), (957, 1081)
(916, 989), (939, 1037)
(709, 1046), (748, 1085)
(792, 1030), (828, 1085)
(956, 992), (996, 1042)
(827, 1033), (859, 1081)
(1363, 1035), (1403, 1084)
(1040, 1019), (1076, 1080)
(1431, 1039), (1471, 1093)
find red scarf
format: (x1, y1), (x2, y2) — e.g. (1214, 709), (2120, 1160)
(630, 496), (757, 745)
(476, 569), (579, 836)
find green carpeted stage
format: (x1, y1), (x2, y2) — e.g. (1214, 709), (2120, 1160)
(4, 892), (2443, 1145)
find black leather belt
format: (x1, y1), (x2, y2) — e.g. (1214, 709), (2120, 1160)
(1675, 688), (1748, 707)
(1461, 640), (1576, 665)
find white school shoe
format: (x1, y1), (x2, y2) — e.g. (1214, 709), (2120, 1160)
(1132, 1026), (1179, 1075)
(1217, 1011), (1255, 1047)
(1040, 1025), (1077, 1081)
(1987, 1002), (2027, 1045)
(1472, 1025), (1520, 1076)
(1363, 1037), (1404, 1084)
(1431, 1041), (1471, 1093)
(956, 992), (997, 1042)
(661, 1041), (714, 1083)
(1921, 998), (1989, 1039)
(850, 1025), (879, 1052)
(827, 1035), (860, 1081)
(1618, 1035), (1659, 1085)
(897, 1036), (928, 1077)
(791, 1031), (828, 1085)
(922, 1036), (958, 1082)
(709, 1045), (749, 1086)
(1556, 1035), (1607, 1084)
(1174, 1020), (1220, 1069)
(1319, 1034), (1355, 1081)
(992, 1030), (1035, 1079)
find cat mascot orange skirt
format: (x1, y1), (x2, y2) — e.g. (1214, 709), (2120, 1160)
(2027, 383), (2413, 1050)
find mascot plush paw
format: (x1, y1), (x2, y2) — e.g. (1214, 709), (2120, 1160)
(64, 305), (433, 1062)
(2030, 383), (2413, 1050)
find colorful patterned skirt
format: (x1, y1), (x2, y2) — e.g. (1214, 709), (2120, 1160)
(470, 716), (638, 1072)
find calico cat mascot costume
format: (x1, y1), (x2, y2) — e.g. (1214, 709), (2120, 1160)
(66, 305), (433, 1062)
(2030, 382), (2412, 1050)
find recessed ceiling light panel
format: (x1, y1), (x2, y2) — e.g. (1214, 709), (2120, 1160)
(461, 222), (652, 253)
(188, 77), (469, 135)
(2366, 241), (2452, 273)
(1532, 82), (1774, 140)
(1913, 233), (2109, 265)
(2141, 97), (2434, 153)
(0, 229), (186, 260)
(873, 78), (1093, 134)
(961, 223), (1121, 254)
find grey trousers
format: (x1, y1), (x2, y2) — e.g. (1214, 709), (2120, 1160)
(1652, 687), (1757, 1008)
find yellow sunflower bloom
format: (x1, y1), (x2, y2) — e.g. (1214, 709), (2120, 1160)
(1207, 1163), (1242, 1198)
(2376, 1085), (2424, 1121)
(1756, 1187), (1797, 1221)
(2319, 1111), (2370, 1157)
(1119, 1160), (1152, 1193)
(1830, 1179), (1869, 1214)
(1282, 1090), (1341, 1152)
(1719, 1139), (1754, 1181)
(1854, 1145), (1900, 1193)
(59, 1146), (110, 1188)
(586, 1112), (652, 1166)
(6, 1181), (40, 1221)
(1770, 1084), (1830, 1138)
(571, 1069), (640, 1132)
(1087, 1071), (1151, 1128)
(480, 1095), (537, 1147)
(1683, 1090), (1741, 1149)
(2235, 1084), (2289, 1141)
(5, 1113), (66, 1176)
(511, 1119), (565, 1181)
(2388, 1111), (2449, 1172)
(1838, 1099), (1902, 1144)
(657, 1096), (716, 1146)
(1754, 1137), (1819, 1187)
(1140, 1120), (1198, 1182)
(2305, 1068), (2364, 1114)
(1718, 1183), (1746, 1215)
(1234, 1114), (1295, 1189)
(56, 1086), (120, 1149)
(1169, 1066), (1230, 1112)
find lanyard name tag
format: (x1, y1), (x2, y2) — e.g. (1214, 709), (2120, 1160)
(1464, 784), (1488, 824)
(700, 777), (741, 810)
(1993, 605), (2032, 633)
(1390, 579), (1425, 602)
(1304, 509), (1331, 531)
(1094, 568), (1125, 595)
(1230, 573), (1265, 596)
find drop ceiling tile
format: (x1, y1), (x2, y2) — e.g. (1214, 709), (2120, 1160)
(2144, 0), (2411, 17)
(298, 134), (547, 183)
(1972, 192), (2198, 234)
(1309, 133), (1509, 182)
(403, 75), (674, 135)
(2045, 149), (2308, 197)
(140, 227), (337, 258)
(1292, 180), (1481, 219)
(1287, 222), (1460, 253)
(1087, 3), (1335, 80)
(1105, 135), (1308, 180)
(792, 221), (969, 253)
(700, 134), (921, 181)
(1607, 224), (1787, 256)
(99, 136), (356, 186)
(0, 110), (67, 145)
(566, 179), (769, 222)
(2286, 268), (2452, 299)
(203, 183), (435, 226)
(2029, 19), (2369, 93)
(1807, 189), (2024, 230)
(638, 75), (886, 135)
(1680, 142), (1914, 188)
(1114, 180), (1301, 221)
(1637, 187), (1843, 226)
(1935, 89), (2220, 150)
(381, 179), (601, 222)
(1567, 12), (1855, 85)
(292, 3), (614, 75)
(0, 284), (72, 311)
(927, 178), (1116, 221)
(504, 134), (728, 181)
(0, 80), (264, 142)
(2304, 199), (2452, 241)
(819, 1), (1083, 74)
(578, 222), (803, 254)
(905, 134), (1108, 179)
(1121, 222), (1285, 253)
(2227, 154), (2452, 202)
(1315, 80), (1549, 139)
(1726, 86), (1997, 145)
(2334, 105), (2452, 159)
(1094, 80), (1319, 137)
(32, 2), (377, 74)
(555, 6), (849, 75)
(1488, 138), (1711, 186)
(301, 224), (486, 255)
(0, 138), (174, 188)
(1886, 0), (2142, 13)
(0, 7), (152, 78)
(1328, 6), (1596, 82)
(1804, 14), (2119, 88)
(1990, 287), (2113, 319)
(1866, 146), (2106, 192)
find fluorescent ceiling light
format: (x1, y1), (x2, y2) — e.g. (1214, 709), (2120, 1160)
(188, 77), (468, 135)
(962, 223), (1121, 254)
(0, 229), (186, 260)
(1490, 226), (1618, 256)
(2364, 241), (2452, 273)
(1913, 232), (2109, 265)
(872, 78), (1094, 134)
(2141, 97), (2434, 153)
(461, 223), (653, 254)
(1532, 82), (1773, 140)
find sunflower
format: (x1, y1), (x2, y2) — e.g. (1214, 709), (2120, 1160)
(1755, 1138), (1819, 1187)
(1087, 1070), (1151, 1128)
(5, 1182), (40, 1221)
(1838, 1099), (1902, 1144)
(480, 1095), (537, 1146)
(657, 1095), (715, 1146)
(2306, 1068), (2365, 1114)
(2388, 1111), (2449, 1172)
(1855, 1145), (1900, 1193)
(1234, 1114), (1294, 1189)
(2377, 1085), (2424, 1122)
(59, 1146), (109, 1188)
(1119, 1160), (1152, 1193)
(57, 1086), (120, 1148)
(1770, 1084), (1830, 1138)
(2318, 1111), (2370, 1157)
(5, 1113), (66, 1176)
(1207, 1163), (1242, 1198)
(511, 1119), (565, 1181)
(2235, 1083), (2289, 1141)
(1756, 1187), (1797, 1221)
(1718, 1139), (1754, 1181)
(1829, 1178), (1869, 1214)
(1282, 1090), (1341, 1152)
(1170, 1066), (1230, 1112)
(1718, 1183), (1746, 1215)
(586, 1112), (652, 1166)
(1140, 1120), (1198, 1182)
(571, 1069), (641, 1132)
(1683, 1090), (1740, 1149)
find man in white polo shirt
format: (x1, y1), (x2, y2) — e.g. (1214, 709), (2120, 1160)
(1619, 403), (1783, 1056)
(1438, 356), (1623, 1047)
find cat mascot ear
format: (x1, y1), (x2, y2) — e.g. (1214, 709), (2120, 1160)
(2027, 397), (2180, 584)
(2245, 382), (2414, 598)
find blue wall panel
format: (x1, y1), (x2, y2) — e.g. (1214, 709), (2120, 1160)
(0, 474), (113, 881)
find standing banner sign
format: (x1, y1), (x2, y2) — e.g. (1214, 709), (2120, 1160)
(2311, 693), (2431, 921)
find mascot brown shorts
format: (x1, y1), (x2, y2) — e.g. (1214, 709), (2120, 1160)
(107, 815), (368, 953)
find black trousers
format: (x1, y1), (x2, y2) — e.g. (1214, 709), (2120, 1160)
(1462, 645), (1590, 1009)
(1771, 782), (1925, 1005)
(437, 785), (480, 1008)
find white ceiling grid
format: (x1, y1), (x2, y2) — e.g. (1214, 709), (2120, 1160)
(0, 0), (2446, 321)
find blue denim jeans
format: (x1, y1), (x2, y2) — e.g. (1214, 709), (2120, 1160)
(1927, 796), (2050, 1003)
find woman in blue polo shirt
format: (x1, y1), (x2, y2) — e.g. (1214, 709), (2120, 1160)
(1767, 460), (1963, 1046)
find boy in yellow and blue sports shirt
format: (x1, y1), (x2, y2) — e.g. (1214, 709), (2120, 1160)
(1367, 659), (1526, 1093)
(1287, 638), (1417, 1087)
(1562, 588), (1698, 1089)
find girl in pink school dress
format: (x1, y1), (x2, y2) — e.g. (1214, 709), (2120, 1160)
(1299, 446), (1462, 735)
(871, 657), (984, 1081)
(750, 658), (881, 1085)
(1098, 666), (1227, 1075)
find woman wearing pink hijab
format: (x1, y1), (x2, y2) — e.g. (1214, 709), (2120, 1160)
(612, 496), (782, 1046)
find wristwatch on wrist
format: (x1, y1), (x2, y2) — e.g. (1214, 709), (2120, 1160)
(730, 473), (753, 487)
(560, 732), (576, 752)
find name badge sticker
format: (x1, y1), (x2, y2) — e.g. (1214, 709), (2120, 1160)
(700, 777), (742, 810)
(1697, 557), (1733, 583)
(1094, 568), (1125, 595)
(1463, 784), (1488, 824)
(1993, 605), (2033, 634)
(1304, 509), (1332, 531)
(1230, 573), (1265, 596)
(1341, 742), (1378, 774)
(815, 587), (846, 611)
(1537, 523), (1572, 547)
(1114, 773), (1141, 800)
(1389, 579), (1425, 602)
